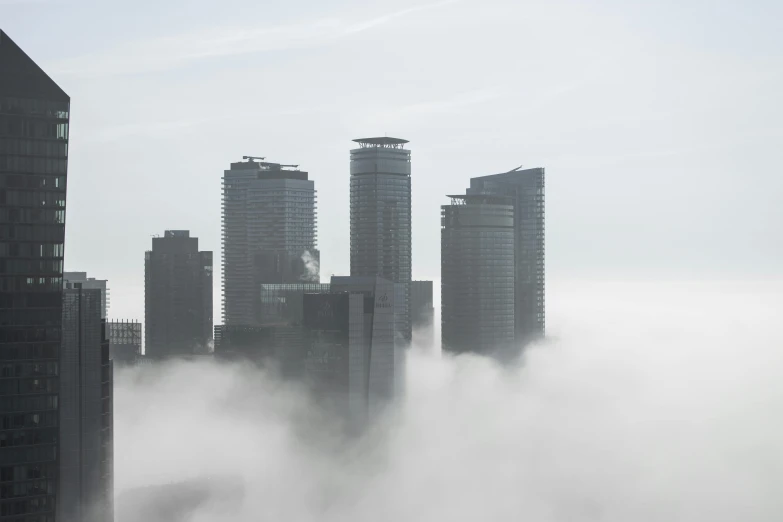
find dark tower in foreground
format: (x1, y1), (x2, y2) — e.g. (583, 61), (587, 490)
(60, 287), (113, 522)
(441, 195), (515, 355)
(349, 138), (411, 344)
(468, 167), (545, 346)
(145, 230), (213, 358)
(222, 158), (318, 327)
(0, 30), (70, 521)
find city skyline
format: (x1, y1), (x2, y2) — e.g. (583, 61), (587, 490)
(2, 0), (782, 519)
(2, 0), (774, 324)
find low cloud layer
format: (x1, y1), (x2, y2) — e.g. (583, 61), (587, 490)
(114, 281), (783, 521)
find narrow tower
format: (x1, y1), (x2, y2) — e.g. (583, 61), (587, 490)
(349, 137), (412, 343)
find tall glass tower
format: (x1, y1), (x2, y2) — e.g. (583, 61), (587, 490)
(441, 194), (516, 356)
(0, 30), (70, 521)
(468, 167), (545, 346)
(349, 137), (411, 343)
(222, 159), (317, 327)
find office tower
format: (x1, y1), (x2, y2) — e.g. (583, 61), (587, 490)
(107, 320), (142, 365)
(60, 287), (113, 522)
(64, 272), (109, 319)
(144, 230), (213, 358)
(410, 280), (434, 347)
(215, 283), (330, 375)
(349, 138), (412, 344)
(0, 30), (69, 521)
(441, 195), (515, 355)
(222, 158), (318, 327)
(304, 276), (399, 427)
(468, 167), (545, 345)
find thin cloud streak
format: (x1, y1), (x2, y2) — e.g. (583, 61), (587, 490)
(50, 0), (462, 77)
(344, 0), (462, 34)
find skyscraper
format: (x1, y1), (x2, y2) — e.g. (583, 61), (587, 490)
(1, 30), (70, 521)
(222, 158), (318, 327)
(144, 230), (213, 358)
(468, 167), (545, 345)
(59, 287), (113, 522)
(349, 137), (412, 343)
(441, 194), (515, 355)
(64, 272), (108, 319)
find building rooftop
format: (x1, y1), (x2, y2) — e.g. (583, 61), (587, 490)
(352, 137), (409, 148)
(0, 30), (69, 102)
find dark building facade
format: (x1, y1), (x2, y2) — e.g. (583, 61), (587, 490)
(441, 195), (515, 355)
(59, 288), (113, 522)
(468, 167), (545, 345)
(349, 138), (411, 344)
(304, 276), (399, 427)
(222, 159), (318, 327)
(63, 272), (108, 320)
(0, 30), (70, 521)
(215, 283), (330, 376)
(106, 320), (141, 365)
(144, 230), (212, 358)
(410, 280), (434, 348)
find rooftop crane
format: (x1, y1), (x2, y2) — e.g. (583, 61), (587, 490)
(243, 155), (266, 162)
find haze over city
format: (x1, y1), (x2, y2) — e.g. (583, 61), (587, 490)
(1, 0), (782, 521)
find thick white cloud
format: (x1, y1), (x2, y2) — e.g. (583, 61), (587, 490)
(114, 281), (783, 521)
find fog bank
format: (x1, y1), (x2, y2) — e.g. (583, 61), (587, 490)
(114, 281), (783, 521)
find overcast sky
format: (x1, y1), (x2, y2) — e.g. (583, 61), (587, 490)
(3, 0), (782, 321)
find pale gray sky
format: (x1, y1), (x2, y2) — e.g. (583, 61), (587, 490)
(3, 0), (782, 321)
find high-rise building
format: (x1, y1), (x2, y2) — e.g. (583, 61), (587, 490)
(304, 276), (399, 427)
(468, 167), (545, 345)
(441, 194), (515, 355)
(222, 158), (318, 327)
(1, 30), (70, 521)
(59, 287), (113, 522)
(107, 320), (142, 365)
(64, 272), (109, 319)
(349, 138), (412, 344)
(144, 230), (212, 358)
(410, 280), (434, 347)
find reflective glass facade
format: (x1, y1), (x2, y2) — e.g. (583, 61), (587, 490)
(1, 30), (70, 522)
(441, 195), (515, 355)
